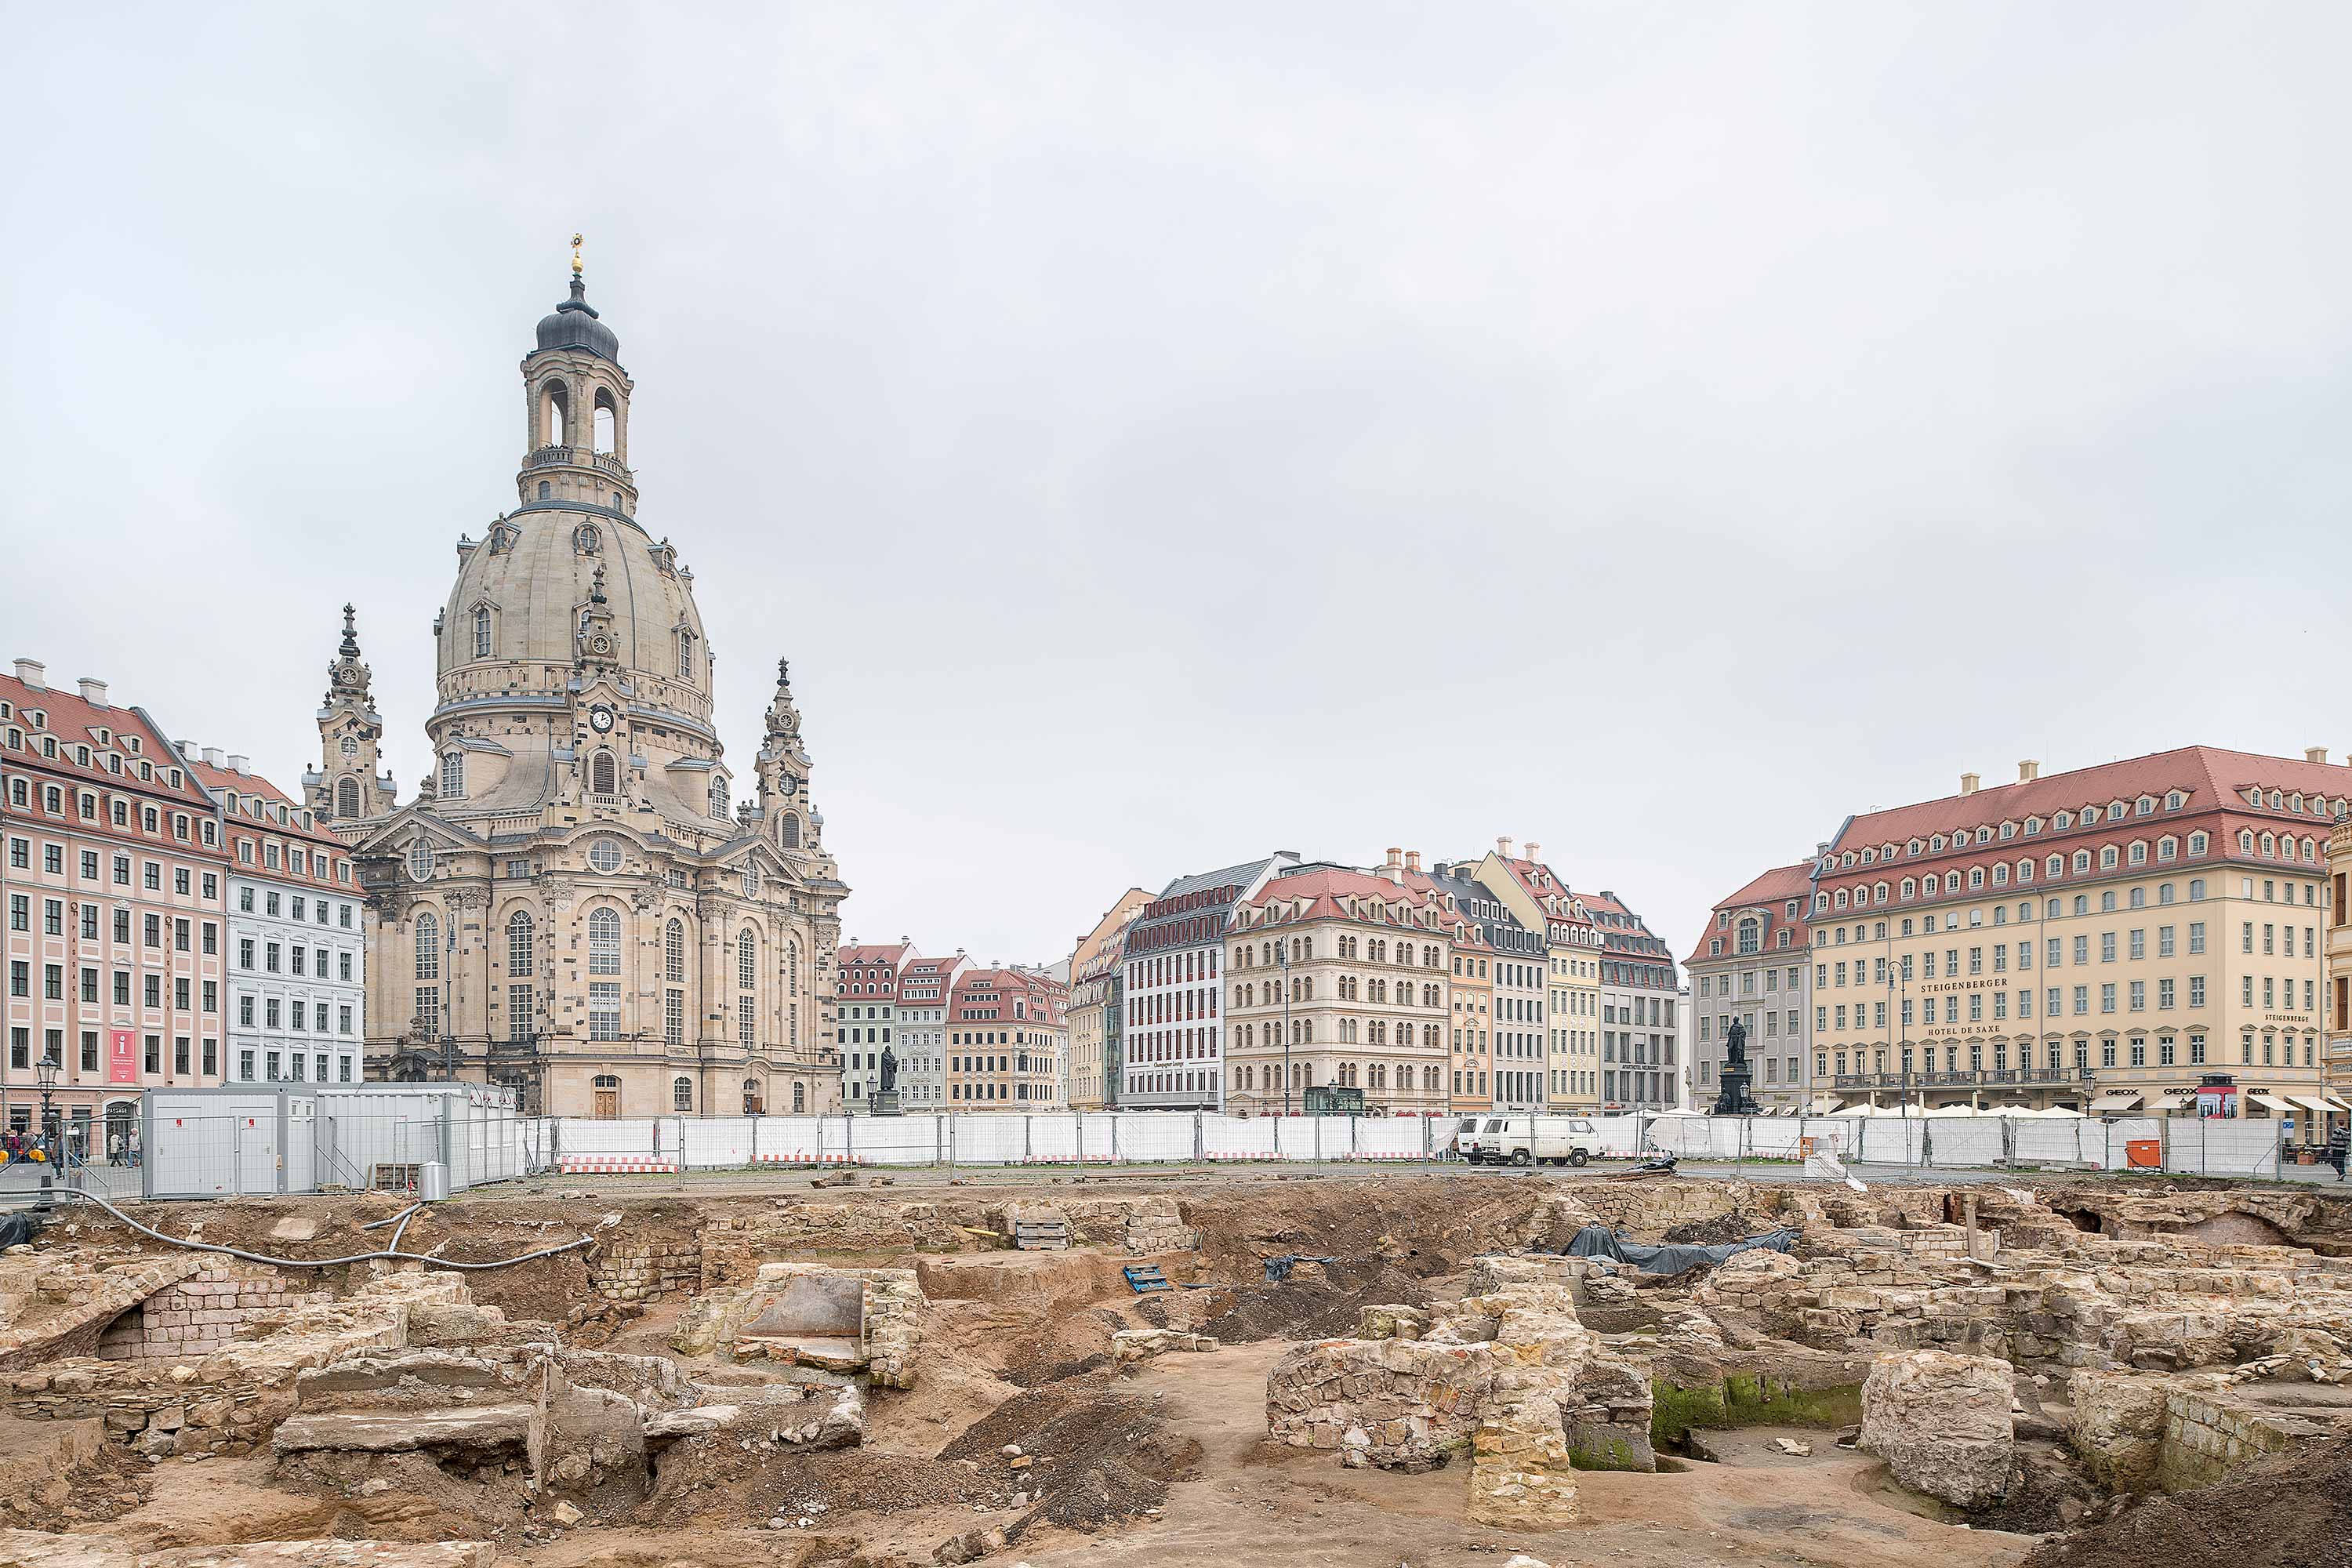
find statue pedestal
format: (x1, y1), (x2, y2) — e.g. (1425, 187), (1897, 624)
(865, 1091), (902, 1117)
(1711, 1066), (1760, 1116)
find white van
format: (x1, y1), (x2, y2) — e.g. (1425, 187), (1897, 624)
(1468, 1115), (1602, 1167)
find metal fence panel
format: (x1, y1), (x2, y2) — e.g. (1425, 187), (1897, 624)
(1203, 1115), (1278, 1161)
(1928, 1119), (2004, 1167)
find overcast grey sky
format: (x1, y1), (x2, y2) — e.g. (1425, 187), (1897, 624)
(7, 3), (2350, 968)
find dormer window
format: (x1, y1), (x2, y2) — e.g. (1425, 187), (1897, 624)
(2165, 790), (2185, 809)
(2055, 811), (2072, 829)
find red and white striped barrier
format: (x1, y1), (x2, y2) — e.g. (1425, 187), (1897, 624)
(750, 1152), (868, 1166)
(557, 1156), (679, 1174)
(1341, 1150), (1426, 1162)
(1205, 1150), (1276, 1162)
(1019, 1154), (1116, 1164)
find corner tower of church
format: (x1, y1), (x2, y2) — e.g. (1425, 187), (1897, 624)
(336, 253), (848, 1118)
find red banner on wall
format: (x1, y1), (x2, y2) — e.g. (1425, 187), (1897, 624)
(107, 1029), (137, 1085)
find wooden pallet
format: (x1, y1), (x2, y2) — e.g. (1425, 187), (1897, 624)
(1123, 1265), (1171, 1294)
(1012, 1220), (1069, 1251)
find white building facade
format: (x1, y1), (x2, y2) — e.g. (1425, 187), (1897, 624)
(195, 754), (365, 1089)
(1120, 853), (1297, 1110)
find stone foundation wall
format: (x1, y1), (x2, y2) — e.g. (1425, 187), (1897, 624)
(97, 1261), (330, 1362)
(588, 1241), (702, 1304)
(2156, 1387), (2333, 1490)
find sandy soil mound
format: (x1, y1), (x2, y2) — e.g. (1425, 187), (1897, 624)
(2024, 1440), (2352, 1568)
(938, 1381), (1203, 1533)
(1196, 1260), (1430, 1344)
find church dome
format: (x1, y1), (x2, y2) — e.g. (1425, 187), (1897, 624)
(438, 509), (708, 724)
(535, 276), (621, 363)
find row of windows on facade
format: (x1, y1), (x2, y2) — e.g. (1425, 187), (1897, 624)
(238, 1048), (356, 1083)
(1224, 1019), (1450, 1050)
(577, 1075), (809, 1117)
(411, 910), (801, 989)
(1814, 920), (2316, 992)
(10, 837), (220, 901)
(239, 938), (354, 982)
(1798, 879), (2318, 961)
(237, 886), (356, 927)
(232, 837), (346, 881)
(235, 996), (354, 1034)
(1603, 1069), (1671, 1102)
(1815, 831), (2323, 915)
(12, 962), (218, 1014)
(9, 1026), (218, 1077)
(467, 604), (699, 679)
(1815, 972), (2314, 1031)
(408, 837), (784, 890)
(4, 765), (196, 822)
(1231, 977), (1448, 1008)
(10, 898), (219, 953)
(1817, 1033), (2314, 1075)
(1229, 936), (1449, 970)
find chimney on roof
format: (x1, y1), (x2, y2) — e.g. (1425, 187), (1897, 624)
(202, 747), (223, 768)
(1960, 771), (1981, 796)
(227, 754), (249, 774)
(1384, 847), (1402, 869)
(1525, 841), (1541, 861)
(12, 659), (45, 691)
(2307, 746), (2329, 764)
(1381, 865), (1404, 885)
(2019, 759), (2040, 782)
(1497, 836), (1515, 858)
(77, 677), (108, 707)
(1404, 850), (1421, 874)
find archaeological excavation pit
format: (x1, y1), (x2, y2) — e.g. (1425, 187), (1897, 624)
(0, 1171), (2341, 1566)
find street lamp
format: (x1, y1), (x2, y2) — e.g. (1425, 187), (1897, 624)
(1276, 934), (1293, 1118)
(34, 1052), (60, 1207)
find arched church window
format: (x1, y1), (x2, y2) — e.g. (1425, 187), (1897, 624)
(334, 778), (359, 818)
(439, 753), (464, 799)
(742, 1078), (762, 1115)
(677, 631), (695, 681)
(575, 523), (600, 554)
(665, 919), (685, 983)
(709, 777), (728, 819)
(407, 840), (434, 881)
(739, 930), (757, 990)
(415, 914), (439, 981)
(673, 1076), (692, 1112)
(537, 481), (550, 500)
(508, 910), (534, 976)
(473, 607), (492, 659)
(785, 941), (797, 996)
(744, 864), (761, 899)
(793, 1082), (805, 1113)
(588, 908), (621, 975)
(781, 815), (800, 849)
(590, 751), (618, 795)
(593, 390), (616, 455)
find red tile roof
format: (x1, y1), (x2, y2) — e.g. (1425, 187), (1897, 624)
(1241, 867), (1475, 940)
(1833, 747), (2352, 852)
(1682, 862), (1815, 968)
(191, 759), (341, 848)
(0, 669), (211, 808)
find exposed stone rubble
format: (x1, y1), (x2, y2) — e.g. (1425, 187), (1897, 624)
(1859, 1349), (2016, 1508)
(670, 1261), (924, 1388)
(1266, 1283), (1652, 1526)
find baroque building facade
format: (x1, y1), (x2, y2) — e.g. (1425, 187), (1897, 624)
(327, 261), (849, 1117)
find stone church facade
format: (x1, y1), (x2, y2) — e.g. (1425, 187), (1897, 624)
(309, 259), (848, 1117)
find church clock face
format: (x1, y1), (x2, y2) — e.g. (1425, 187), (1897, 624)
(589, 705), (615, 735)
(339, 736), (358, 759)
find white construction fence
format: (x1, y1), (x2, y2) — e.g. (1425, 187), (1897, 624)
(516, 1108), (2304, 1181)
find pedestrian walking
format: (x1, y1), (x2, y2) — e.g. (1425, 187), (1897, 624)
(2327, 1123), (2348, 1184)
(106, 1132), (122, 1167)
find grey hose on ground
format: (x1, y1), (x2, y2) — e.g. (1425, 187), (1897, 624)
(57, 1188), (593, 1272)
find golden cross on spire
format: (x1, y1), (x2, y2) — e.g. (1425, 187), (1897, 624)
(571, 233), (584, 278)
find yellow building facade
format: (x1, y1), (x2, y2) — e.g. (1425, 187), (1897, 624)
(1812, 750), (2343, 1142)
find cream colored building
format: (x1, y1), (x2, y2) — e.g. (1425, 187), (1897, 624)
(335, 260), (848, 1118)
(1225, 862), (1468, 1117)
(1470, 842), (1605, 1109)
(1812, 750), (2341, 1142)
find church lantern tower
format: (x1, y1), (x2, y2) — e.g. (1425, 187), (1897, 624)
(307, 604), (394, 835)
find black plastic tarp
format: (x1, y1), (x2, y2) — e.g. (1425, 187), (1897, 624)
(1560, 1223), (1795, 1277)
